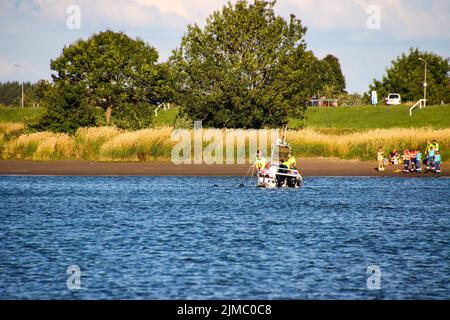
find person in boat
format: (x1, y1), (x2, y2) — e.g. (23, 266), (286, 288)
(254, 150), (267, 172)
(282, 152), (297, 169)
(276, 152), (297, 187)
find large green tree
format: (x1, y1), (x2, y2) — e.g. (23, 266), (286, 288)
(170, 0), (316, 128)
(51, 30), (168, 125)
(368, 48), (450, 104)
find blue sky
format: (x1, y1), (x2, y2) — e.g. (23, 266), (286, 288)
(0, 0), (449, 94)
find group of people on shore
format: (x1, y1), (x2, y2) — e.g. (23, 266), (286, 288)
(377, 140), (442, 174)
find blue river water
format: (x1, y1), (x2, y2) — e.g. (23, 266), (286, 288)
(0, 176), (449, 300)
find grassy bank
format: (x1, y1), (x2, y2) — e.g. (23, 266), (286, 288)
(1, 126), (448, 162)
(149, 105), (450, 130)
(290, 105), (450, 130)
(2, 105), (449, 130)
(1, 105), (448, 161)
(0, 107), (45, 123)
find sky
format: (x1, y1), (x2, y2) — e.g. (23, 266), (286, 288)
(0, 0), (449, 94)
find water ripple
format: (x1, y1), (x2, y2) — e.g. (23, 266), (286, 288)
(0, 176), (449, 299)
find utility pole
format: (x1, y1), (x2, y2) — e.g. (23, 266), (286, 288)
(419, 58), (427, 107)
(14, 64), (24, 108)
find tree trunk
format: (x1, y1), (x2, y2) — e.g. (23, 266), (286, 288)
(105, 106), (112, 125)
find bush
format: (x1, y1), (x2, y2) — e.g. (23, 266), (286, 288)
(110, 103), (154, 130)
(25, 85), (97, 134)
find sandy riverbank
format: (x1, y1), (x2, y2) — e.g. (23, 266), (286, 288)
(0, 159), (447, 176)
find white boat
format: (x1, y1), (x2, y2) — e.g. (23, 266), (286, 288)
(256, 140), (303, 189)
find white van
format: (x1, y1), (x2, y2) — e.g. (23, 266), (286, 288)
(385, 93), (401, 105)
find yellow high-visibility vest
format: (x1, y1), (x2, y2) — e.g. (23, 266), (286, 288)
(255, 157), (267, 170)
(282, 156), (296, 168)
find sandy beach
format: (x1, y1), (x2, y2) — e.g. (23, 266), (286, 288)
(0, 159), (447, 176)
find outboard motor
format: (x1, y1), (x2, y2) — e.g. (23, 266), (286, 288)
(276, 164), (288, 187)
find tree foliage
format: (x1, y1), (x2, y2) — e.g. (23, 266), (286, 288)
(321, 54), (346, 94)
(0, 81), (34, 106)
(170, 0), (325, 128)
(26, 83), (96, 134)
(368, 48), (450, 104)
(50, 30), (169, 125)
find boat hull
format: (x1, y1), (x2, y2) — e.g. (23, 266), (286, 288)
(257, 168), (303, 189)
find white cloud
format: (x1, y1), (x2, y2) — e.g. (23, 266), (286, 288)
(7, 0), (447, 39)
(12, 0), (188, 29)
(134, 0), (232, 23)
(282, 0), (450, 39)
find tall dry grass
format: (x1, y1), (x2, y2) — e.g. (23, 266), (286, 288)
(287, 128), (450, 160)
(5, 132), (74, 160)
(1, 127), (449, 161)
(0, 122), (25, 136)
(74, 126), (121, 159)
(99, 127), (173, 161)
(0, 133), (4, 157)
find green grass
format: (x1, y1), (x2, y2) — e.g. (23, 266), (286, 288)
(289, 105), (450, 130)
(2, 105), (449, 132)
(152, 107), (179, 127)
(135, 104), (450, 130)
(0, 107), (45, 123)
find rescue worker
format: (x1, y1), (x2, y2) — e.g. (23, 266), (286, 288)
(432, 140), (439, 152)
(425, 141), (434, 168)
(254, 150), (267, 171)
(282, 152), (297, 169)
(426, 141), (434, 153)
(277, 151), (297, 187)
